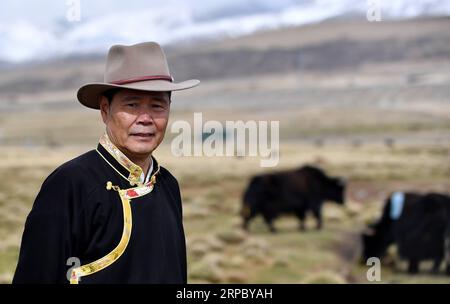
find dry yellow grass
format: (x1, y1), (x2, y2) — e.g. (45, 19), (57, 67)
(1, 141), (449, 283)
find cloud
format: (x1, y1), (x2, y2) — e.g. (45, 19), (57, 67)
(0, 0), (449, 62)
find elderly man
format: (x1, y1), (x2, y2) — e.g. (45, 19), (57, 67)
(13, 42), (199, 284)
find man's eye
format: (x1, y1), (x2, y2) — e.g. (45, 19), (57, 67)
(127, 103), (137, 108)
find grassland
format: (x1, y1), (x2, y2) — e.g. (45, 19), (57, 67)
(0, 141), (449, 284)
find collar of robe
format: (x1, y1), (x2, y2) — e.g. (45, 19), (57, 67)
(96, 132), (160, 191)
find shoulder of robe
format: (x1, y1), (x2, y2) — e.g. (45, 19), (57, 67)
(158, 166), (183, 214)
(159, 166), (180, 189)
(37, 150), (104, 206)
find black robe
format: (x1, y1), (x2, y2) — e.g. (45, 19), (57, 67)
(13, 143), (187, 284)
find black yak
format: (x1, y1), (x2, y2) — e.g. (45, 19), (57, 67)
(362, 192), (450, 274)
(241, 165), (345, 232)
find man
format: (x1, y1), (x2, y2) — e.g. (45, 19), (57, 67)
(13, 42), (199, 284)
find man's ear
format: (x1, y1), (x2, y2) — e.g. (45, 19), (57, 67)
(167, 92), (172, 107)
(99, 95), (110, 124)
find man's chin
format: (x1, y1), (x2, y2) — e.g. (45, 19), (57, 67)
(126, 142), (156, 156)
(133, 145), (156, 155)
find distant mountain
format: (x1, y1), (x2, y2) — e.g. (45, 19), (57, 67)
(1, 0), (449, 63)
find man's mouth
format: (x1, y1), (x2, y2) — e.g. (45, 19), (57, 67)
(131, 132), (155, 138)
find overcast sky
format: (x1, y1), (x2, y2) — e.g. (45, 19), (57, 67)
(0, 0), (296, 25)
(0, 0), (448, 62)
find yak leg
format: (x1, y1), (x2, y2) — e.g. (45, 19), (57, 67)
(447, 246), (450, 275)
(444, 234), (450, 275)
(295, 209), (307, 231)
(408, 259), (420, 274)
(242, 217), (251, 231)
(242, 209), (257, 231)
(262, 213), (276, 233)
(311, 203), (323, 230)
(431, 257), (442, 274)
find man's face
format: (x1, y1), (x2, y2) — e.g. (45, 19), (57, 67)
(99, 89), (170, 158)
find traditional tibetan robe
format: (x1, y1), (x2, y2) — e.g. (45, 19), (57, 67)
(13, 133), (187, 284)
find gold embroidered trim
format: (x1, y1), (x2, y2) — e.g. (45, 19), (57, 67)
(69, 176), (159, 284)
(95, 148), (160, 188)
(95, 149), (130, 182)
(99, 132), (153, 186)
(70, 183), (132, 284)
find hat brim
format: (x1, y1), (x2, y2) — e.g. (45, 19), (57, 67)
(77, 79), (200, 109)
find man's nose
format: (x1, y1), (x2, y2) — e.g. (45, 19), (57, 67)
(136, 110), (154, 125)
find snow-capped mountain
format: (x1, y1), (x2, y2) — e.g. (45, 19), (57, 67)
(0, 0), (449, 63)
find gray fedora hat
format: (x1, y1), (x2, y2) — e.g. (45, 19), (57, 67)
(77, 41), (200, 109)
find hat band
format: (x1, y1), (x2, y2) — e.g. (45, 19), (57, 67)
(109, 75), (173, 85)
